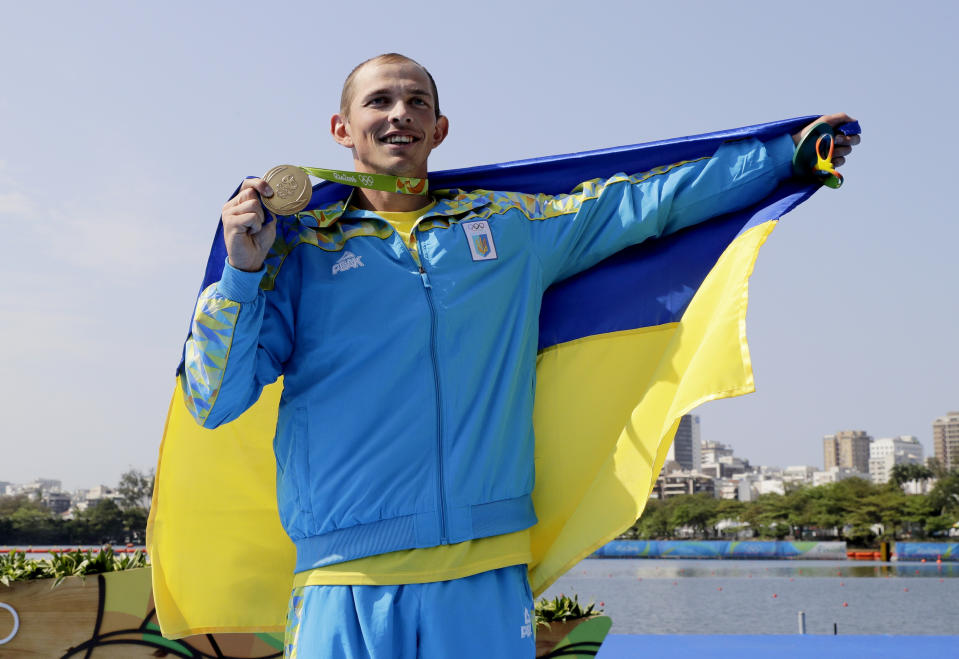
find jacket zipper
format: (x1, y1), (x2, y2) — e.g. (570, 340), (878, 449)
(414, 239), (449, 544)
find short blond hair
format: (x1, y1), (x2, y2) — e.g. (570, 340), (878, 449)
(340, 53), (441, 119)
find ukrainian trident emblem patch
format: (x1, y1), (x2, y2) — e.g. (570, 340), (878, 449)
(472, 234), (491, 256)
(463, 220), (498, 261)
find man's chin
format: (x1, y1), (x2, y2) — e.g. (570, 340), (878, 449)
(366, 154), (428, 179)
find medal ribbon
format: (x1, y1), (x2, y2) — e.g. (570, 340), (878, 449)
(299, 166), (429, 196)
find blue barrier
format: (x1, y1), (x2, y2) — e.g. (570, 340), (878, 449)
(592, 540), (847, 559)
(894, 542), (958, 562)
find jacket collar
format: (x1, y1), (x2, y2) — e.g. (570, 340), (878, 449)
(297, 188), (493, 228)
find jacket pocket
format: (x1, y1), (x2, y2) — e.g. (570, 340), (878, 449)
(291, 405), (316, 525)
(274, 404), (315, 538)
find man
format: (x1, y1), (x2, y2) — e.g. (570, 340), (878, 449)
(180, 53), (858, 657)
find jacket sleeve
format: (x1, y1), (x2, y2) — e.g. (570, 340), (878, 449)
(526, 134), (796, 285)
(178, 256), (297, 428)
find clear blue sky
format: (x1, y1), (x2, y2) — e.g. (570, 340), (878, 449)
(1, 1), (956, 490)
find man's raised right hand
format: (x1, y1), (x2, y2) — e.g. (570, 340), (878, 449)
(222, 178), (276, 272)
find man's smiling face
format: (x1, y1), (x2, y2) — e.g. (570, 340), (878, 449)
(331, 60), (448, 179)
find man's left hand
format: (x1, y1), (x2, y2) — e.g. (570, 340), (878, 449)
(792, 113), (861, 167)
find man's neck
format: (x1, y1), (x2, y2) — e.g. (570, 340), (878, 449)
(352, 187), (432, 213)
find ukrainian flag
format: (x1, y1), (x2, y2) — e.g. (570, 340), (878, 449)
(148, 116), (851, 636)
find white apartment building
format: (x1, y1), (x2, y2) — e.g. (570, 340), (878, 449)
(813, 466), (869, 487)
(868, 435), (924, 485)
(714, 478), (740, 500)
(75, 485), (124, 511)
(755, 479), (786, 496)
(701, 440), (733, 465)
(4, 478), (64, 497)
(29, 478), (63, 492)
(783, 465), (817, 485)
(737, 474), (759, 502)
(650, 471), (715, 499)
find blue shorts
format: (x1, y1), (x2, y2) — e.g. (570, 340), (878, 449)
(283, 564), (535, 658)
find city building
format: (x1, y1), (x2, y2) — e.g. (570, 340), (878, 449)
(755, 479), (786, 496)
(75, 485), (124, 511)
(700, 463), (720, 479)
(782, 465), (817, 485)
(28, 478), (63, 492)
(5, 478), (64, 498)
(823, 430), (872, 473)
(714, 478), (740, 500)
(933, 412), (959, 471)
(868, 435), (924, 485)
(700, 457), (749, 480)
(737, 474), (760, 502)
(651, 472), (715, 499)
(812, 466), (869, 487)
(41, 491), (72, 514)
(667, 414), (702, 472)
(700, 439), (749, 479)
(701, 440), (733, 466)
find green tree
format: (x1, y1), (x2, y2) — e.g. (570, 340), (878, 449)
(926, 470), (959, 538)
(901, 494), (936, 539)
(847, 486), (905, 542)
(121, 507), (148, 544)
(75, 500), (126, 544)
(924, 513), (957, 537)
(669, 494), (719, 538)
(781, 486), (819, 539)
(890, 463), (933, 492)
(0, 495), (64, 544)
(8, 508), (61, 544)
(803, 483), (848, 540)
(927, 458), (948, 479)
(624, 473), (959, 543)
(741, 493), (792, 539)
(626, 498), (673, 539)
(0, 494), (46, 517)
(832, 478), (876, 542)
(929, 470), (959, 515)
(116, 469), (154, 511)
(710, 499), (746, 537)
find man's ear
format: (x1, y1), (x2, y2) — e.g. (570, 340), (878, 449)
(430, 115), (450, 149)
(331, 113), (354, 148)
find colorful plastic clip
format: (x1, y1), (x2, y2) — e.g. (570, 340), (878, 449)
(813, 134), (844, 189)
(792, 120), (846, 189)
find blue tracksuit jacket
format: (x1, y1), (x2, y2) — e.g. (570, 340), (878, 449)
(180, 135), (795, 573)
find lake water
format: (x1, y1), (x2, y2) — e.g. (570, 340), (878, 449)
(6, 549), (957, 636)
(542, 558), (959, 636)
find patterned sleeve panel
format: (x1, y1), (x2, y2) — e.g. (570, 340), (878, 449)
(179, 283), (244, 426)
(178, 230), (303, 428)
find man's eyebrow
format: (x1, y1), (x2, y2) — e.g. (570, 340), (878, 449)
(362, 87), (433, 100)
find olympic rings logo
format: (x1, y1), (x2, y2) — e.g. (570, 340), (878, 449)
(469, 222), (487, 231)
(0, 602), (19, 646)
(359, 175), (374, 186)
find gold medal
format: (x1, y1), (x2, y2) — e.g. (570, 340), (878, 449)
(261, 165), (312, 215)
